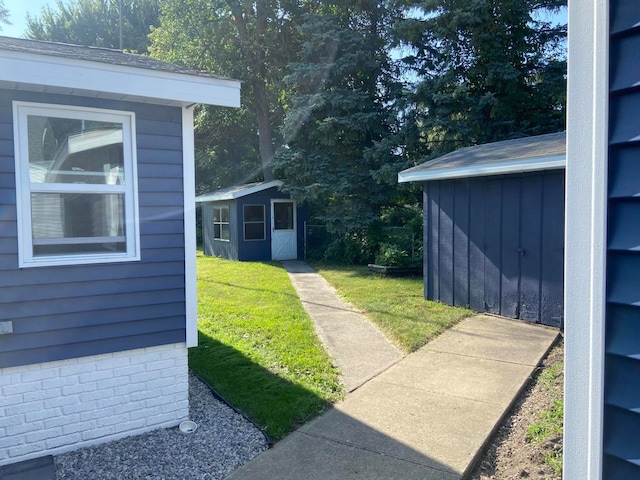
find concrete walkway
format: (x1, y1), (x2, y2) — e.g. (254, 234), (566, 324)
(281, 260), (403, 392)
(226, 263), (559, 480)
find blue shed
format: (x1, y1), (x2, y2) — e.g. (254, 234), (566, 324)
(0, 35), (240, 466)
(399, 132), (566, 328)
(196, 180), (305, 261)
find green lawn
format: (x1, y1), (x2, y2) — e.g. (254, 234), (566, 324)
(312, 264), (472, 352)
(190, 254), (343, 440)
(190, 256), (469, 440)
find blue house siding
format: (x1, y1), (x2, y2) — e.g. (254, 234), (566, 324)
(603, 2), (640, 476)
(423, 171), (564, 327)
(0, 89), (187, 369)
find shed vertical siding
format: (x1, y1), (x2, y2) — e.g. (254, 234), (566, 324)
(423, 171), (564, 327)
(0, 90), (187, 368)
(603, 2), (640, 476)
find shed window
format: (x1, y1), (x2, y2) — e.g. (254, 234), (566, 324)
(13, 102), (139, 267)
(213, 206), (230, 241)
(244, 205), (265, 241)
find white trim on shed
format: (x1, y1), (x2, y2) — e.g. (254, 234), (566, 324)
(196, 180), (284, 203)
(398, 132), (566, 183)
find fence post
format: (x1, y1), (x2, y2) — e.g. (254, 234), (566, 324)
(304, 221), (307, 261)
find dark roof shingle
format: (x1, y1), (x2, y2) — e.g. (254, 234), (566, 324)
(0, 35), (229, 80)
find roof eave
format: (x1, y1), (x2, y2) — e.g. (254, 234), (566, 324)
(195, 180), (284, 203)
(0, 49), (241, 108)
(398, 155), (566, 183)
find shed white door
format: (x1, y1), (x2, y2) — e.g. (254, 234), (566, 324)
(271, 200), (297, 260)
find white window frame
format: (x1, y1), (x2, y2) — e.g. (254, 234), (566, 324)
(212, 205), (230, 242)
(13, 101), (140, 268)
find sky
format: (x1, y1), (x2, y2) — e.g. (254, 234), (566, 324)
(2, 0), (54, 38)
(2, 1), (568, 40)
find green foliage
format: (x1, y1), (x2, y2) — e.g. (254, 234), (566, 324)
(193, 105), (262, 194)
(314, 263), (471, 352)
(323, 229), (377, 265)
(310, 204), (423, 266)
(192, 254), (343, 439)
(274, 1), (411, 233)
(395, 0), (567, 158)
(0, 0), (10, 30)
(25, 0), (160, 53)
(526, 397), (564, 443)
(525, 351), (564, 473)
(375, 243), (411, 267)
(150, 0), (313, 184)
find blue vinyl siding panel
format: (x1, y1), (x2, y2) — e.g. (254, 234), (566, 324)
(604, 2), (640, 476)
(423, 171), (564, 327)
(0, 89), (187, 368)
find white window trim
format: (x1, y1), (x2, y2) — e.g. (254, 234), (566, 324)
(212, 205), (231, 242)
(13, 101), (140, 268)
(243, 204), (266, 241)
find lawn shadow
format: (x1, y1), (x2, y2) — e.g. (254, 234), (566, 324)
(189, 331), (336, 441)
(192, 333), (463, 480)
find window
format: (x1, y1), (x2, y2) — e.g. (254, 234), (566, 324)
(274, 202), (294, 230)
(14, 102), (139, 267)
(213, 206), (230, 241)
(244, 205), (265, 241)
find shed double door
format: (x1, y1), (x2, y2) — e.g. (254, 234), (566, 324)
(482, 175), (564, 326)
(426, 171), (565, 327)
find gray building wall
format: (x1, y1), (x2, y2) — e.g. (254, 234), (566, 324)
(0, 89), (187, 368)
(201, 201), (239, 260)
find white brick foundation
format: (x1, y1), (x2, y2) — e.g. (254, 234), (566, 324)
(0, 343), (189, 466)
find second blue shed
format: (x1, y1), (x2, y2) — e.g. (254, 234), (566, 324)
(399, 132), (566, 327)
(196, 180), (305, 261)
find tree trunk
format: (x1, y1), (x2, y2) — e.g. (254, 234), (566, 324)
(231, 1), (275, 182)
(254, 80), (275, 181)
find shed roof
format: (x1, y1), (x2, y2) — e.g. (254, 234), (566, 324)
(398, 131), (566, 183)
(195, 180), (284, 203)
(0, 35), (240, 107)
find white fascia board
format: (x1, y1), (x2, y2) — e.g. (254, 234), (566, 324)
(0, 50), (240, 108)
(182, 106), (198, 348)
(195, 180), (284, 203)
(563, 0), (608, 479)
(397, 155), (565, 183)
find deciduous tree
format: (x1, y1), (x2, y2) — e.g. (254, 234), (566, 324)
(0, 0), (10, 30)
(25, 0), (160, 53)
(150, 0), (313, 183)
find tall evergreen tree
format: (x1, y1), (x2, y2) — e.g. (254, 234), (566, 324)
(274, 0), (407, 233)
(25, 0), (160, 53)
(395, 0), (567, 158)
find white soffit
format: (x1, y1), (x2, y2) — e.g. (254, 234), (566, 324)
(398, 154), (566, 183)
(0, 49), (241, 108)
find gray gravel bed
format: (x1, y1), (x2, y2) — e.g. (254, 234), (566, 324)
(55, 374), (269, 480)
